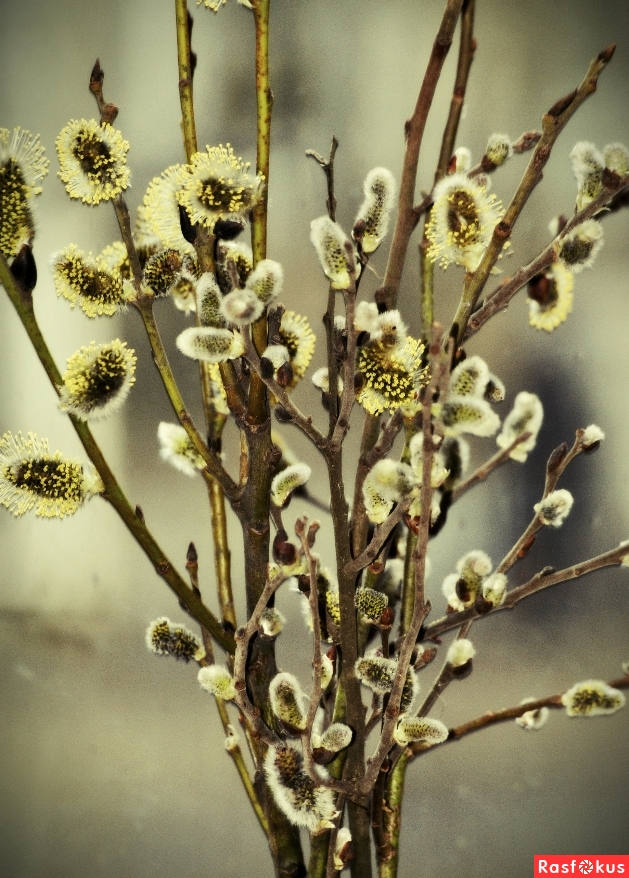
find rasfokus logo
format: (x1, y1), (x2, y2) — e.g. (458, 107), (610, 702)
(534, 855), (629, 876)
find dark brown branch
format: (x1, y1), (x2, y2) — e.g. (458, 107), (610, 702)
(450, 43), (617, 346)
(379, 0), (464, 310)
(464, 175), (629, 339)
(424, 542), (629, 640)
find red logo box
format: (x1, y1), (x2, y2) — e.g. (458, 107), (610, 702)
(535, 855), (629, 876)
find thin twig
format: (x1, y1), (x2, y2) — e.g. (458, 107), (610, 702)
(174, 0), (198, 161)
(450, 432), (532, 502)
(361, 334), (449, 795)
(409, 674), (629, 758)
(424, 541), (629, 640)
(464, 175), (629, 339)
(241, 327), (327, 449)
(450, 43), (617, 345)
(306, 136), (339, 222)
(344, 501), (410, 578)
(0, 254), (235, 654)
(379, 0), (464, 311)
(233, 567), (288, 743)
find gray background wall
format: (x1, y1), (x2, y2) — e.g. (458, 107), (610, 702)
(1, 1), (628, 876)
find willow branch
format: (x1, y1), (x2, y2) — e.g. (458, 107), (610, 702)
(191, 551), (267, 834)
(418, 674), (629, 756)
(305, 136), (339, 222)
(344, 501), (410, 578)
(241, 327), (327, 449)
(379, 0), (464, 310)
(496, 430), (586, 576)
(136, 298), (239, 498)
(174, 0), (198, 161)
(464, 174), (629, 339)
(434, 0), (475, 182)
(233, 567), (287, 743)
(424, 542), (629, 640)
(361, 338), (448, 796)
(0, 254), (235, 654)
(450, 432), (532, 502)
(450, 43), (616, 346)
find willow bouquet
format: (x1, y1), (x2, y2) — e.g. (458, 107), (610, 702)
(1, 1), (628, 876)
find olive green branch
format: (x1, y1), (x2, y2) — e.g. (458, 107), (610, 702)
(0, 252), (234, 654)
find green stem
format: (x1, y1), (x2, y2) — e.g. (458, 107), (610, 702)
(173, 2), (238, 636)
(251, 0), (272, 266)
(0, 254), (234, 654)
(175, 0), (198, 161)
(136, 299), (238, 498)
(378, 751), (409, 878)
(216, 699), (269, 835)
(308, 831), (332, 878)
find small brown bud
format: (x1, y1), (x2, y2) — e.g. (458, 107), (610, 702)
(276, 362), (293, 388)
(274, 405), (292, 423)
(378, 606), (395, 630)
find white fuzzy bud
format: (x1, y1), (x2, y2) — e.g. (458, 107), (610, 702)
(262, 344), (290, 371)
(317, 723), (353, 753)
(496, 391), (543, 462)
(561, 679), (626, 717)
(362, 459), (416, 524)
(556, 220), (604, 274)
(354, 300), (380, 333)
(176, 326), (244, 363)
(446, 638), (476, 668)
(449, 355), (491, 398)
(271, 462), (312, 507)
(220, 287), (264, 326)
(321, 653), (334, 690)
(245, 258), (284, 305)
(269, 672), (307, 731)
(581, 424), (605, 448)
(197, 665), (237, 700)
(485, 133), (512, 166)
(157, 422), (205, 477)
(311, 367), (343, 394)
(264, 745), (338, 833)
(310, 215), (359, 290)
(354, 167), (396, 254)
(603, 142), (629, 176)
(516, 699), (550, 730)
(259, 607), (286, 637)
(442, 395), (500, 438)
(354, 587), (389, 623)
(453, 146), (472, 172)
(394, 715), (449, 747)
(196, 272), (225, 327)
(481, 572), (508, 607)
(333, 828), (353, 871)
(534, 489), (574, 527)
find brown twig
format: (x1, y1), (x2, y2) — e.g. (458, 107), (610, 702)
(241, 327), (327, 449)
(450, 432), (532, 502)
(464, 174), (629, 339)
(233, 567), (289, 743)
(306, 137), (339, 222)
(379, 0), (464, 311)
(424, 541), (629, 640)
(360, 335), (449, 796)
(450, 43), (617, 346)
(412, 673), (629, 757)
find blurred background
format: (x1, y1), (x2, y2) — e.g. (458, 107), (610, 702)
(1, 1), (628, 876)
